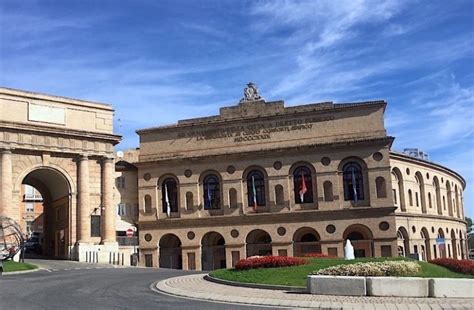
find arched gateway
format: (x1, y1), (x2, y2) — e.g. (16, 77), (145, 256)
(0, 88), (121, 262)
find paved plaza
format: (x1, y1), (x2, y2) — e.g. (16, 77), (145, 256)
(156, 274), (474, 309)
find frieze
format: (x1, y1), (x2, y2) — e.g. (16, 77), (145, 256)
(177, 115), (335, 142)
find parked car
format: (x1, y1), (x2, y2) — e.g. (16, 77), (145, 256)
(24, 236), (41, 254)
(469, 249), (474, 260)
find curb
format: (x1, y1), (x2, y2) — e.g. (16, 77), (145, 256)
(204, 274), (306, 292)
(2, 268), (40, 276)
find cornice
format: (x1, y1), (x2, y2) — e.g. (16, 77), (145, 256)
(136, 136), (394, 165)
(138, 206), (397, 230)
(389, 151), (466, 189)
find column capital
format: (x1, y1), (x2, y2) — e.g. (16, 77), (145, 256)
(101, 156), (115, 163)
(0, 148), (13, 154)
(77, 154), (89, 161)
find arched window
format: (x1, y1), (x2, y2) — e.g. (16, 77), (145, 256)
(428, 193), (432, 208)
(229, 188), (238, 208)
(375, 177), (387, 198)
(185, 191), (193, 210)
(161, 178), (178, 213)
(144, 195), (152, 213)
(408, 189), (413, 206)
(293, 166), (313, 203)
(275, 185), (284, 205)
(247, 170), (266, 207)
(203, 174), (220, 210)
(323, 181), (333, 201)
(343, 162), (364, 201)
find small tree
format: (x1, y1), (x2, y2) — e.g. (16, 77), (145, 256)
(466, 217), (473, 233)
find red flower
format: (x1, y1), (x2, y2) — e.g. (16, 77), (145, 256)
(235, 256), (307, 270)
(429, 258), (474, 275)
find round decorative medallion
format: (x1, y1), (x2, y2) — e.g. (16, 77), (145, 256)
(144, 234), (152, 242)
(372, 152), (383, 161)
(379, 221), (390, 231)
(227, 165), (236, 174)
(406, 168), (410, 175)
(321, 157), (331, 166)
(326, 224), (336, 234)
(412, 226), (416, 233)
(230, 229), (239, 238)
(273, 161), (282, 170)
(184, 169), (192, 178)
(143, 173), (151, 181)
(187, 231), (195, 240)
(277, 226), (286, 236)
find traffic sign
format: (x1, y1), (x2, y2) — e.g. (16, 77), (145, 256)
(126, 228), (134, 237)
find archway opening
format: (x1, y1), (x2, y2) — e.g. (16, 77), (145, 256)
(343, 224), (374, 258)
(397, 227), (409, 257)
(450, 229), (458, 259)
(293, 227), (321, 257)
(246, 229), (272, 257)
(420, 228), (431, 261)
(22, 168), (71, 259)
(201, 232), (226, 270)
(159, 234), (182, 269)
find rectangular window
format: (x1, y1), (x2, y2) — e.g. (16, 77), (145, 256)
(415, 192), (419, 206)
(392, 189), (397, 205)
(145, 254), (153, 267)
(117, 203), (126, 216)
(90, 215), (101, 237)
(116, 177), (125, 189)
(231, 251), (240, 268)
(328, 247), (338, 257)
(381, 245), (392, 257)
(26, 220), (33, 234)
(26, 202), (34, 212)
(187, 253), (196, 270)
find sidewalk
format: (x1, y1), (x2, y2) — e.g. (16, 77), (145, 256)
(155, 274), (473, 309)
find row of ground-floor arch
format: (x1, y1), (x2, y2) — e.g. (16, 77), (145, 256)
(397, 224), (468, 261)
(139, 223), (398, 271)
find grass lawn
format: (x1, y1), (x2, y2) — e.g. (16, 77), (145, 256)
(210, 257), (472, 288)
(2, 260), (38, 273)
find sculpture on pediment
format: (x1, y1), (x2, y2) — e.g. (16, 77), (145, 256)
(240, 82), (263, 103)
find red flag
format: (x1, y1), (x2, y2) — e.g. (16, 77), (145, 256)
(299, 173), (307, 203)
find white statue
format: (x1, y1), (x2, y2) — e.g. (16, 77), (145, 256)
(344, 239), (355, 260)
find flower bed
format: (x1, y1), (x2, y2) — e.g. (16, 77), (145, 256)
(235, 256), (307, 270)
(429, 258), (474, 275)
(315, 261), (420, 277)
(303, 253), (335, 258)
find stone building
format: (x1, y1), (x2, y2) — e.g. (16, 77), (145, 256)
(0, 85), (467, 268)
(135, 83), (466, 270)
(0, 87), (121, 262)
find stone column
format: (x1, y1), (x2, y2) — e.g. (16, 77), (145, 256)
(77, 155), (91, 243)
(0, 149), (13, 218)
(101, 157), (116, 243)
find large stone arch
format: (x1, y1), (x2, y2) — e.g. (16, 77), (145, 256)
(201, 231), (226, 270)
(159, 233), (182, 269)
(343, 224), (374, 257)
(20, 166), (73, 258)
(1, 88), (121, 263)
(293, 227), (321, 257)
(246, 229), (272, 257)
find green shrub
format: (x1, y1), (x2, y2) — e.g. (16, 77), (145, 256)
(315, 261), (420, 277)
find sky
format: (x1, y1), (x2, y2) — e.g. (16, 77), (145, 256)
(1, 0), (473, 217)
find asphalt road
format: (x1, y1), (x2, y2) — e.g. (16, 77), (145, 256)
(0, 259), (264, 310)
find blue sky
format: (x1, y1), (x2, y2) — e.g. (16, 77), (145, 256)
(1, 1), (473, 217)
